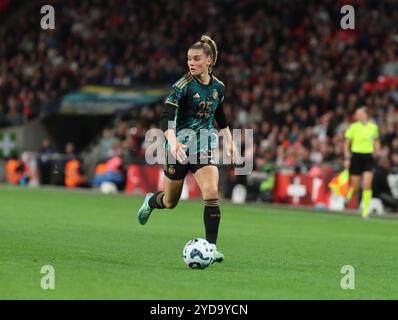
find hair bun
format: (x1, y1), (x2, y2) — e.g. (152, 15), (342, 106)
(200, 35), (211, 43)
(190, 35), (218, 73)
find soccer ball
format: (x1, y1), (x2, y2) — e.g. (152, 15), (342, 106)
(100, 182), (118, 194)
(182, 238), (214, 269)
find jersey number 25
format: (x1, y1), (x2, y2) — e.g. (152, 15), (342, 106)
(197, 101), (212, 119)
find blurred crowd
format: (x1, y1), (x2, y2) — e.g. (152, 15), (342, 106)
(2, 0), (398, 174)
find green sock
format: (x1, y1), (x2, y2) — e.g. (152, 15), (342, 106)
(362, 189), (372, 216)
(346, 187), (354, 201)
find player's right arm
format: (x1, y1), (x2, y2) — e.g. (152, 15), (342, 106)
(373, 124), (380, 158)
(160, 84), (187, 163)
(344, 124), (354, 168)
(343, 139), (351, 169)
(164, 126), (187, 163)
(344, 139), (351, 159)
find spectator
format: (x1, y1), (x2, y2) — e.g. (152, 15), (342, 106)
(108, 138), (122, 158)
(372, 157), (398, 212)
(115, 120), (128, 141)
(92, 156), (125, 190)
(49, 141), (76, 186)
(64, 158), (86, 188)
(5, 96), (22, 126)
(99, 128), (114, 160)
(3, 0), (398, 193)
(38, 138), (55, 185)
(65, 142), (76, 159)
(6, 155), (24, 185)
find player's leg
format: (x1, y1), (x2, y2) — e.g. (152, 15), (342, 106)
(360, 154), (376, 219)
(361, 171), (374, 219)
(153, 176), (184, 209)
(346, 175), (361, 204)
(138, 150), (188, 225)
(346, 154), (362, 207)
(192, 164), (224, 263)
(138, 176), (185, 225)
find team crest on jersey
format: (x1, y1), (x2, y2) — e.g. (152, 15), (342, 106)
(212, 89), (218, 100)
(193, 93), (200, 99)
(168, 165), (176, 175)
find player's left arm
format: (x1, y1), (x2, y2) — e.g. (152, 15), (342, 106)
(214, 98), (241, 164)
(343, 124), (354, 169)
(374, 125), (381, 157)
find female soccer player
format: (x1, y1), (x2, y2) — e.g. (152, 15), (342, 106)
(137, 35), (240, 264)
(344, 106), (380, 219)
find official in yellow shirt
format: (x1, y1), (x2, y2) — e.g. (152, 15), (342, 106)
(344, 106), (380, 219)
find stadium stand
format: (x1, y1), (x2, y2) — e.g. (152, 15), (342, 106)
(2, 0), (398, 209)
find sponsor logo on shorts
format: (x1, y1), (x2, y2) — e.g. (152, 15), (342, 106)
(168, 165), (176, 175)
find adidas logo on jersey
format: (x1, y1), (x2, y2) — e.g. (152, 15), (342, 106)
(193, 93), (200, 99)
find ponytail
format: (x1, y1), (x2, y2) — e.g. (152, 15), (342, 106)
(190, 35), (218, 73)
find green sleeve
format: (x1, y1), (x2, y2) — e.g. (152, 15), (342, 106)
(164, 85), (186, 107)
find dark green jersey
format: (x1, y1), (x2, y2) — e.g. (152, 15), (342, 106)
(164, 72), (225, 154)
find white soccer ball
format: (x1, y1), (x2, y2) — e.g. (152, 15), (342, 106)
(100, 182), (118, 194)
(182, 238), (214, 269)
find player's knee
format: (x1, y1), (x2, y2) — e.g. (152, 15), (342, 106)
(363, 185), (372, 192)
(350, 182), (360, 192)
(164, 199), (179, 209)
(203, 186), (218, 200)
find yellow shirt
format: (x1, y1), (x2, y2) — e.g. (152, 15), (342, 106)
(344, 121), (379, 154)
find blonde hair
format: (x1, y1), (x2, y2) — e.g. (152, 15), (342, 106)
(189, 35), (218, 73)
(356, 106), (370, 122)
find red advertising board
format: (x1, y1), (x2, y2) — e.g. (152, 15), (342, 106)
(125, 164), (201, 199)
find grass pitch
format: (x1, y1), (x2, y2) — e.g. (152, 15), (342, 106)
(1, 185), (398, 299)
